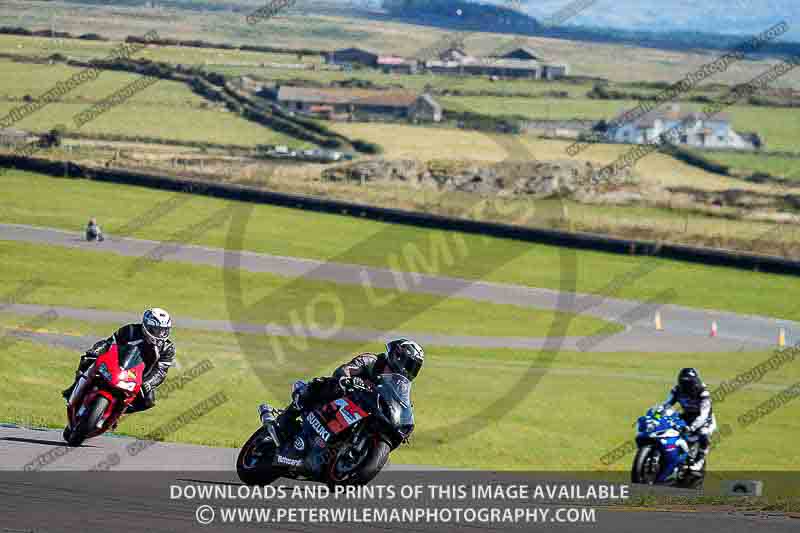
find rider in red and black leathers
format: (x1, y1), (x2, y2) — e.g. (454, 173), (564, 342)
(62, 309), (176, 413)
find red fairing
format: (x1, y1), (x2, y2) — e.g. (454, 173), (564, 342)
(320, 397), (370, 434)
(66, 343), (146, 440)
(95, 344), (144, 394)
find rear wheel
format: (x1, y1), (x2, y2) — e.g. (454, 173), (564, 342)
(329, 435), (391, 486)
(631, 445), (661, 485)
(237, 427), (279, 486)
(66, 396), (109, 447)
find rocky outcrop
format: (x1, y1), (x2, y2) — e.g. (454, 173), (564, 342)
(322, 158), (639, 200)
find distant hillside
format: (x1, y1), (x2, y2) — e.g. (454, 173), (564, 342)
(375, 0), (800, 57)
(382, 0), (540, 33)
(52, 0), (800, 55)
(505, 0), (800, 41)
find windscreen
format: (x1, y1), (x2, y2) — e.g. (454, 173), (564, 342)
(375, 373), (414, 427)
(118, 344), (145, 370)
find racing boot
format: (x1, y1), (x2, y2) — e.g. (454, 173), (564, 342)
(61, 372), (81, 403)
(689, 448), (707, 472)
(262, 380), (307, 445)
(61, 384), (74, 402)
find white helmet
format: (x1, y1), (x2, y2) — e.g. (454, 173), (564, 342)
(142, 308), (172, 346)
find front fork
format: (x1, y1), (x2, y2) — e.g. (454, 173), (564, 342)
(331, 424), (369, 470)
(68, 364), (95, 408)
(68, 369), (119, 431)
(67, 371), (93, 428)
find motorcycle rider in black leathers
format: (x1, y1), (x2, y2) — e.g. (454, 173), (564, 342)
(661, 368), (716, 471)
(62, 308), (175, 414)
(265, 339), (425, 444)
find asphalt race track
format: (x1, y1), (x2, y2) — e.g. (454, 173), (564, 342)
(2, 426), (798, 532)
(2, 223), (797, 352)
(2, 224), (799, 531)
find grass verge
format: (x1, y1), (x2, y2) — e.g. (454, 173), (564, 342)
(1, 171), (798, 321)
(0, 240), (612, 339)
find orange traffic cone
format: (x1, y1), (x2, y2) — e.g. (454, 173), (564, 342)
(710, 321), (718, 338)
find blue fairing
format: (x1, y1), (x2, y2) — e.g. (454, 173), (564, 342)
(636, 408), (689, 483)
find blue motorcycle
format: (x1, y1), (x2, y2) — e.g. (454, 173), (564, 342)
(631, 406), (704, 489)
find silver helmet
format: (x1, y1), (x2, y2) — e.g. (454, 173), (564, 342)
(142, 308), (172, 346)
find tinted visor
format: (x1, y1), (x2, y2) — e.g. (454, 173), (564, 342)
(398, 353), (422, 380)
(679, 379), (699, 395)
(145, 324), (170, 340)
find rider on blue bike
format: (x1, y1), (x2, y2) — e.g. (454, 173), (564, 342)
(661, 368), (716, 471)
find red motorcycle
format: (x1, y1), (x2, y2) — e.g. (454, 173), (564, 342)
(63, 343), (145, 447)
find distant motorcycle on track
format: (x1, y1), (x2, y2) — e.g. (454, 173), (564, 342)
(631, 406), (705, 489)
(63, 343), (145, 447)
(237, 373), (414, 486)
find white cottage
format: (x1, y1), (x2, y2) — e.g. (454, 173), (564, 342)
(607, 105), (755, 150)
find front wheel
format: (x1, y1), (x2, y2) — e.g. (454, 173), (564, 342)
(66, 396), (109, 447)
(329, 436), (391, 486)
(237, 427), (279, 486)
(631, 445), (661, 485)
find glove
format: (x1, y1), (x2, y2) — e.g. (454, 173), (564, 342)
(339, 376), (366, 392)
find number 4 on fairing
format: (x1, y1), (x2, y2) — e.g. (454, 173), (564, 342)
(237, 373), (415, 487)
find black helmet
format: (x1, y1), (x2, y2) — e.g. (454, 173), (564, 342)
(385, 339), (424, 381)
(677, 368), (703, 396)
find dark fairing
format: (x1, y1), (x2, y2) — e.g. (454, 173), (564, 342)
(118, 344), (145, 370)
(375, 373), (414, 429)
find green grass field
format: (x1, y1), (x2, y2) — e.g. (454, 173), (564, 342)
(4, 32), (796, 154)
(212, 64), (594, 98)
(0, 240), (610, 339)
(0, 34), (322, 66)
(2, 1), (800, 480)
(5, 1), (800, 88)
(441, 96), (800, 153)
(442, 95), (627, 120)
(707, 151), (800, 181)
(1, 170), (798, 321)
(1, 315), (797, 470)
(0, 60), (307, 146)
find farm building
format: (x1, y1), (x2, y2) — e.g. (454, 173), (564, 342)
(0, 128), (33, 146)
(425, 57), (542, 79)
(377, 55), (419, 74)
(323, 45), (569, 80)
(409, 94), (443, 123)
(422, 46), (568, 80)
(232, 76), (264, 92)
(276, 86), (442, 122)
(325, 47), (379, 67)
(606, 105), (757, 150)
(490, 46), (545, 61)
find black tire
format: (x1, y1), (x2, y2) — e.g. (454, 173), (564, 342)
(330, 437), (391, 486)
(237, 427), (279, 486)
(66, 396), (109, 447)
(631, 445), (660, 485)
